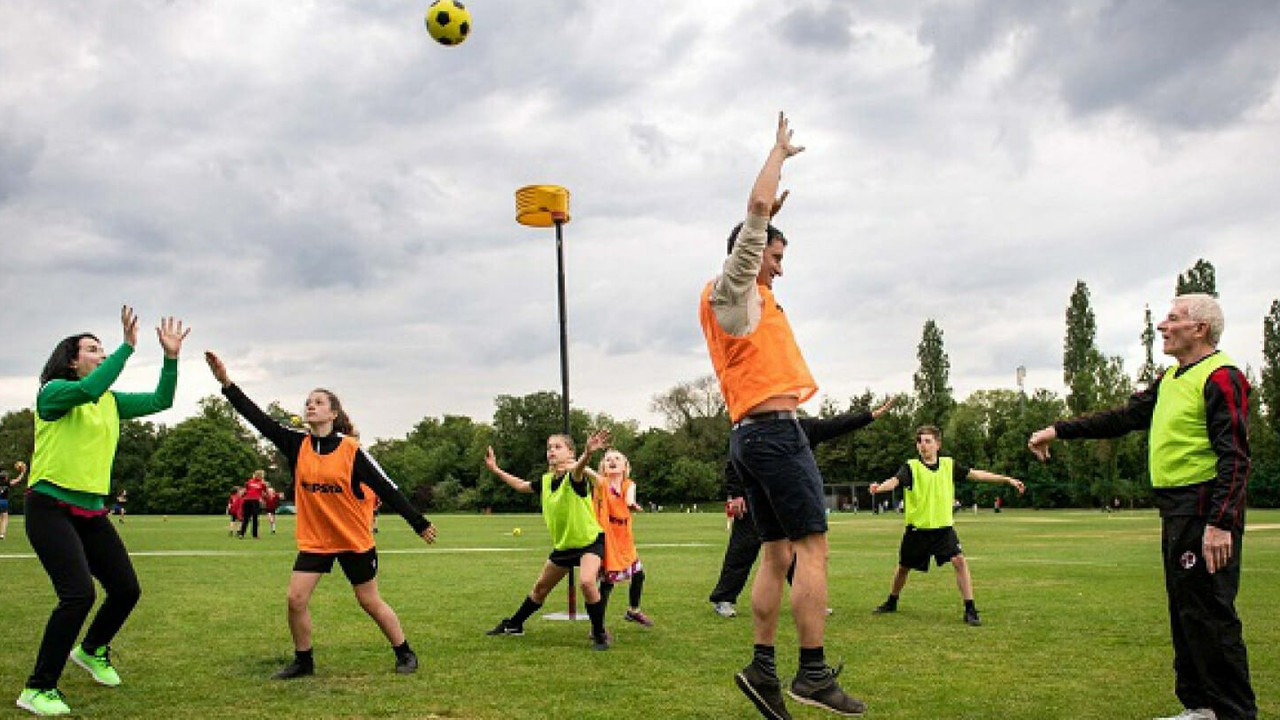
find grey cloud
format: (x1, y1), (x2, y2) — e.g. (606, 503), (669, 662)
(780, 2), (855, 52)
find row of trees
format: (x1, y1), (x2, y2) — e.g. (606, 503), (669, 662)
(2, 260), (1278, 514)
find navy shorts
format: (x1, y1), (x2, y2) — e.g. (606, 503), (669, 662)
(0, 499), (8, 512)
(548, 533), (605, 569)
(898, 526), (963, 572)
(730, 418), (827, 543)
(293, 548), (379, 586)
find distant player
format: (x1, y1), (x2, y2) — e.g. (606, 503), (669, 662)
(1, 461), (28, 540)
(868, 425), (1024, 625)
(264, 486), (281, 534)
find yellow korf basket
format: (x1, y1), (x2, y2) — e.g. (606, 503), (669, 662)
(515, 185), (571, 227)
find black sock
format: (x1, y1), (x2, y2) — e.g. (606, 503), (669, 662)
(393, 640), (413, 659)
(585, 600), (606, 638)
(510, 596), (542, 627)
(752, 644), (777, 678)
(295, 648), (314, 667)
(799, 646), (827, 682)
(964, 599), (976, 612)
(598, 581), (615, 613)
(629, 570), (646, 609)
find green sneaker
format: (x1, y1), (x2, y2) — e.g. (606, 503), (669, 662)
(15, 688), (71, 716)
(70, 645), (121, 687)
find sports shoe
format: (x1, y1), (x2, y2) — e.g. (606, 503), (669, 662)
(395, 650), (418, 674)
(964, 607), (982, 626)
(485, 618), (524, 636)
(713, 601), (737, 618)
(1154, 710), (1216, 720)
(624, 609), (654, 627)
(69, 644), (121, 687)
(590, 632), (611, 651)
(788, 664), (866, 717)
(872, 601), (897, 614)
(15, 688), (71, 716)
(735, 662), (792, 720)
(272, 659), (314, 679)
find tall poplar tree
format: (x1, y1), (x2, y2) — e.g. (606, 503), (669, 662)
(1137, 304), (1159, 386)
(1064, 281), (1103, 415)
(1176, 258), (1217, 297)
(1262, 299), (1280, 439)
(914, 318), (954, 426)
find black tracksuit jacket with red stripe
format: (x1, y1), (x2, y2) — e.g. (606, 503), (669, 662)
(1053, 351), (1250, 532)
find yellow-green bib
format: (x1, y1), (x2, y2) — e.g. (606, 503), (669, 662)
(31, 391), (120, 496)
(905, 457), (955, 529)
(541, 472), (604, 551)
(1150, 352), (1233, 489)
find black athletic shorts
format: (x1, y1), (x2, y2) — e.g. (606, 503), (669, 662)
(293, 548), (379, 586)
(730, 418), (827, 542)
(548, 533), (605, 569)
(898, 526), (962, 572)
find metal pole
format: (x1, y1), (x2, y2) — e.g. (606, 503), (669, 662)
(555, 219), (570, 436)
(554, 217), (578, 619)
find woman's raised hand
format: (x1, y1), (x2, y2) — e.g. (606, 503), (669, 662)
(157, 317), (191, 359)
(204, 351), (232, 387)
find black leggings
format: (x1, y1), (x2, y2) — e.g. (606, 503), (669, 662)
(24, 491), (141, 690)
(239, 499), (261, 538)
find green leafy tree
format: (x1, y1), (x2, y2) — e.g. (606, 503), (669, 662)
(1064, 281), (1103, 416)
(1262, 299), (1280, 440)
(111, 420), (163, 513)
(1137, 305), (1161, 387)
(142, 397), (262, 513)
(913, 319), (954, 427)
(1244, 366), (1280, 507)
(1176, 258), (1217, 297)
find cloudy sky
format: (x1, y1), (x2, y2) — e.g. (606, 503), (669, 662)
(2, 0), (1278, 441)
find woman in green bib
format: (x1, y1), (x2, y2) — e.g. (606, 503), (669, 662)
(483, 429), (612, 650)
(17, 306), (189, 718)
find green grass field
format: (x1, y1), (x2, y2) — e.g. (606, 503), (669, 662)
(1, 509), (1275, 719)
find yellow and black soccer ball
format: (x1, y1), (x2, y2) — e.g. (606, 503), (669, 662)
(425, 0), (471, 46)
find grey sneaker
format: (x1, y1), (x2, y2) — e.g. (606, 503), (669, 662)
(872, 601), (896, 614)
(1154, 710), (1216, 720)
(735, 663), (792, 720)
(788, 664), (867, 717)
(964, 607), (982, 626)
(394, 650), (418, 674)
(713, 601), (737, 618)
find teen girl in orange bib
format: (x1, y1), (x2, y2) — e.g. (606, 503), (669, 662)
(205, 351), (436, 679)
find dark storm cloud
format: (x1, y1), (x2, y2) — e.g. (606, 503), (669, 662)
(919, 0), (1280, 130)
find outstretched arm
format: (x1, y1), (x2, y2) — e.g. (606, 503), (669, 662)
(10, 461), (27, 486)
(485, 447), (533, 493)
(570, 430), (611, 482)
(869, 477), (899, 495)
(967, 469), (1025, 495)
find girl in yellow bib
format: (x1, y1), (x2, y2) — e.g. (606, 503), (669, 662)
(484, 430), (612, 649)
(18, 306), (189, 718)
(586, 449), (653, 627)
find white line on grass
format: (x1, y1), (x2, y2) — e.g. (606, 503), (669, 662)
(0, 542), (714, 561)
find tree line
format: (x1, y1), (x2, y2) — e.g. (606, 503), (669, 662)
(2, 259), (1278, 514)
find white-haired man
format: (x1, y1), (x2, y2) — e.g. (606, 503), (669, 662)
(1029, 293), (1254, 720)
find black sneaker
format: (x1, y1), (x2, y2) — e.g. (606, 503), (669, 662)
(590, 632), (611, 651)
(485, 618), (524, 636)
(735, 662), (792, 720)
(395, 650), (418, 674)
(788, 664), (867, 717)
(872, 601), (897, 614)
(272, 660), (314, 680)
(964, 607), (982, 626)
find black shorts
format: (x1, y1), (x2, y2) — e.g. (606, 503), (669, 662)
(548, 533), (605, 569)
(730, 418), (827, 542)
(293, 548), (379, 586)
(898, 526), (963, 572)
